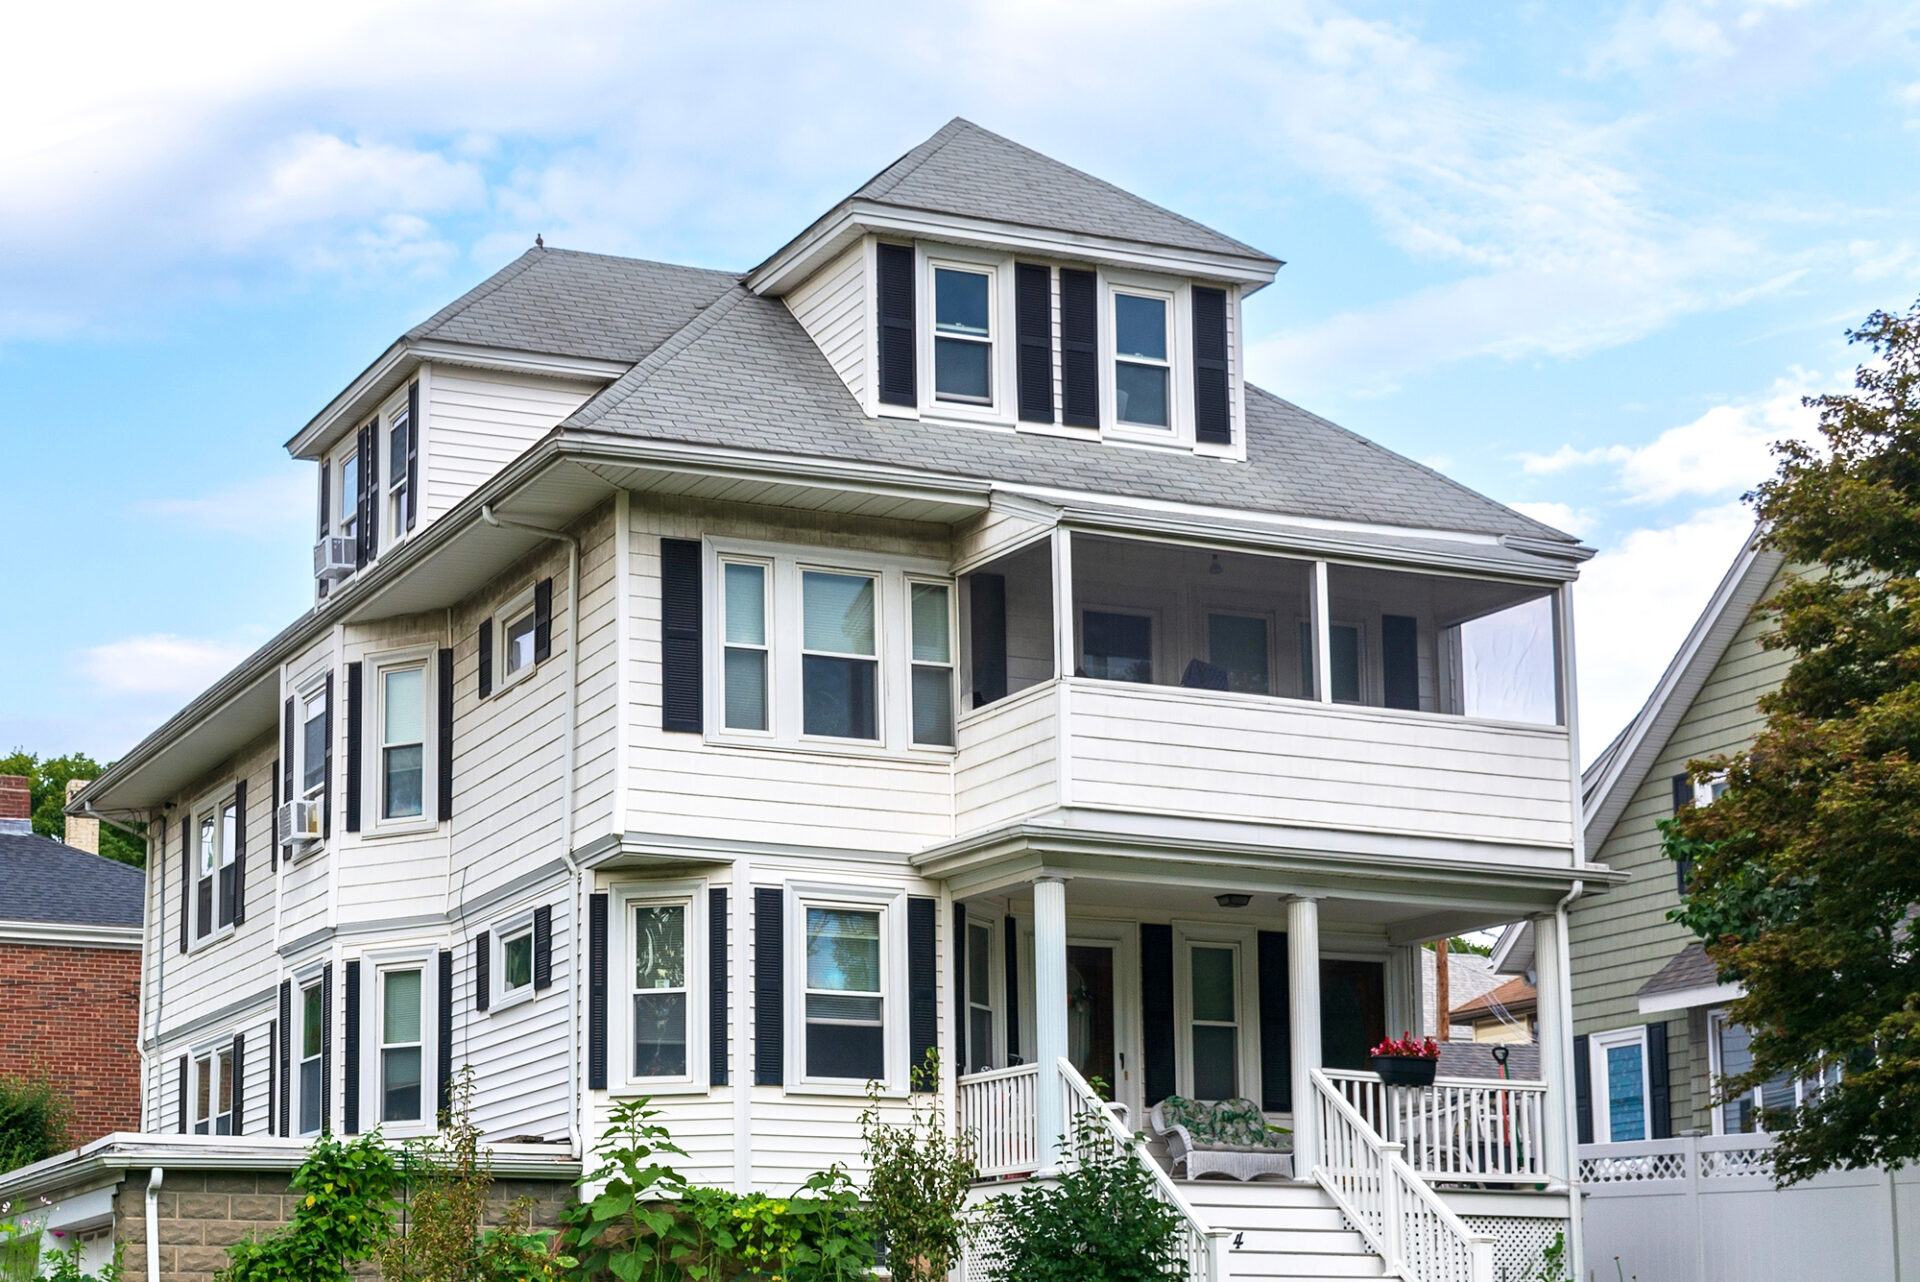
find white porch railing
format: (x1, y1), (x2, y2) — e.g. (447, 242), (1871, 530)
(956, 1063), (1040, 1178)
(1059, 1059), (1229, 1282)
(1322, 1068), (1551, 1182)
(1313, 1068), (1495, 1282)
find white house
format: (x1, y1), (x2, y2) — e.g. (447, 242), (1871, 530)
(58, 119), (1609, 1282)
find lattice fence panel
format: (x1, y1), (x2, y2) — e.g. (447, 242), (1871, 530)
(1462, 1214), (1567, 1282)
(1579, 1150), (1687, 1183)
(1699, 1145), (1773, 1178)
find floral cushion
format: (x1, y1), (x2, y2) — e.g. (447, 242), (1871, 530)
(1158, 1096), (1286, 1150)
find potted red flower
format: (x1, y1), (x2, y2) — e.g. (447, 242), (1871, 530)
(1368, 1034), (1441, 1087)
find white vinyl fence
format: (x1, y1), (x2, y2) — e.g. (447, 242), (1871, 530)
(1581, 1134), (1920, 1282)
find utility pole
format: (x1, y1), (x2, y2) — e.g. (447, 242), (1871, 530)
(1435, 938), (1451, 1041)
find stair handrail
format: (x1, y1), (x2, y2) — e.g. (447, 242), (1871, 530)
(1056, 1058), (1232, 1281)
(1310, 1068), (1494, 1282)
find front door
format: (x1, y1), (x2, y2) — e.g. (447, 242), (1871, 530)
(1067, 943), (1119, 1093)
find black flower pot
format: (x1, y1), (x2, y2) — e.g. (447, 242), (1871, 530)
(1370, 1055), (1438, 1088)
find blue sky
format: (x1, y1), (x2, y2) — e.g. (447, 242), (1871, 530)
(3, 0), (1917, 765)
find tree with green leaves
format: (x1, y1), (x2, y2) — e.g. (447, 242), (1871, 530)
(1666, 296), (1920, 1185)
(0, 751), (144, 867)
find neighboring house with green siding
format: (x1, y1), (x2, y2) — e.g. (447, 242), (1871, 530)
(1494, 529), (1788, 1143)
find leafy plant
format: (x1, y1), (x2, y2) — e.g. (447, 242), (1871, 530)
(216, 1132), (399, 1282)
(1529, 1230), (1569, 1282)
(42, 1238), (123, 1282)
(0, 1198), (49, 1282)
(0, 750), (145, 867)
(0, 1072), (73, 1172)
(987, 1109), (1187, 1282)
(859, 1052), (976, 1282)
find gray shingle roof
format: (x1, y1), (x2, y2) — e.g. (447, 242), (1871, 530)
(566, 284), (1573, 542)
(1638, 942), (1721, 1000)
(848, 118), (1276, 264)
(0, 833), (144, 928)
(407, 247), (740, 365)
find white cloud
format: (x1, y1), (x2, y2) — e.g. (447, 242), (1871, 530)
(1572, 501), (1758, 762)
(130, 472), (313, 535)
(79, 634), (253, 699)
(1508, 501), (1598, 538)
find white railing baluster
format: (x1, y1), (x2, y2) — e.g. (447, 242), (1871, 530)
(957, 1063), (1042, 1178)
(1321, 1068), (1553, 1183)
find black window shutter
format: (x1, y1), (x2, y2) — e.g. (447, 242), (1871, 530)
(367, 418), (380, 559)
(437, 949), (453, 1120)
(343, 960), (361, 1134)
(282, 699), (294, 858)
(437, 648), (454, 823)
(534, 577), (554, 664)
(321, 962), (334, 1134)
(1059, 268), (1099, 428)
(709, 888), (728, 1086)
(232, 778), (247, 925)
(475, 931), (491, 1012)
(354, 424), (372, 569)
(660, 538), (704, 733)
(177, 1054), (188, 1134)
(1647, 1021), (1672, 1139)
(267, 1020), (277, 1136)
(1014, 263), (1054, 423)
(1672, 774), (1694, 894)
(318, 462), (331, 541)
(1140, 923), (1175, 1105)
(177, 816), (189, 954)
(270, 761), (280, 871)
(232, 1033), (246, 1135)
(1003, 915), (1021, 1062)
(278, 980), (292, 1136)
(1192, 285), (1231, 445)
(875, 242), (917, 408)
(969, 574), (1007, 707)
(952, 903), (967, 1074)
(477, 619), (493, 700)
(753, 887), (784, 1085)
(322, 671), (334, 840)
(1382, 615), (1419, 711)
(405, 381), (420, 532)
(1574, 1033), (1593, 1144)
(1258, 930), (1291, 1112)
(533, 904), (554, 991)
(908, 897), (937, 1089)
(588, 893), (609, 1090)
(344, 663), (363, 832)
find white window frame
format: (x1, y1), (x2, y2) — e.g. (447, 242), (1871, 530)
(491, 587), (541, 694)
(702, 539), (956, 759)
(907, 577), (957, 748)
(787, 882), (908, 1095)
(488, 908), (539, 1014)
(363, 647), (437, 836)
(363, 953), (432, 1133)
(611, 879), (707, 1094)
(190, 1040), (236, 1135)
(333, 440), (360, 543)
(189, 786), (239, 949)
(718, 556), (774, 737)
(962, 911), (1003, 1076)
(1694, 772), (1730, 808)
(1171, 924), (1260, 1103)
(1076, 603), (1161, 686)
(1101, 270), (1189, 445)
(915, 245), (1016, 427)
(386, 406), (411, 542)
(1196, 594), (1283, 699)
(298, 674), (330, 804)
(296, 972), (327, 1137)
(798, 565), (883, 746)
(1591, 1026), (1651, 1144)
(1706, 1008), (1832, 1136)
(928, 259), (997, 410)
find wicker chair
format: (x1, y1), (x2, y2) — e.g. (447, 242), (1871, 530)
(1149, 1096), (1294, 1181)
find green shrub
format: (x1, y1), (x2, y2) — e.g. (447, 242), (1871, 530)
(215, 1133), (399, 1282)
(0, 1074), (73, 1173)
(859, 1053), (975, 1282)
(42, 1238), (123, 1282)
(987, 1110), (1188, 1282)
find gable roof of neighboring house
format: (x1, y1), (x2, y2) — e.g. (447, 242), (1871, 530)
(843, 118), (1277, 265)
(1635, 941), (1742, 1015)
(0, 832), (144, 930)
(1451, 975), (1537, 1023)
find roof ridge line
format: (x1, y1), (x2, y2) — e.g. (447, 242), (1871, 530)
(406, 249), (544, 340)
(860, 118), (970, 202)
(566, 284), (755, 429)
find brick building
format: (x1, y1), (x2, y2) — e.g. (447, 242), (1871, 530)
(0, 775), (144, 1144)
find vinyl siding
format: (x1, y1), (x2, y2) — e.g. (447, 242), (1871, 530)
(423, 364), (599, 522)
(954, 682), (1059, 833)
(571, 508), (622, 847)
(1569, 567), (1791, 1132)
(453, 879), (573, 1143)
(783, 241), (868, 410)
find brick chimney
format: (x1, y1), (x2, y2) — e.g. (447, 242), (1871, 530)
(0, 775), (31, 837)
(64, 779), (99, 855)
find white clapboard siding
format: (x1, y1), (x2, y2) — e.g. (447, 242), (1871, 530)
(570, 513), (622, 846)
(455, 884), (574, 1143)
(783, 241), (867, 408)
(424, 366), (599, 522)
(954, 683), (1060, 834)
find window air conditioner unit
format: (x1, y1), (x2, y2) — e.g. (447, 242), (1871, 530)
(278, 800), (321, 848)
(314, 536), (356, 582)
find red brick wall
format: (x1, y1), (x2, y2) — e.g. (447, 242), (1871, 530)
(0, 942), (141, 1142)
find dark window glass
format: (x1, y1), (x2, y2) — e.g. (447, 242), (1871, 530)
(1208, 614), (1270, 695)
(1081, 611), (1152, 683)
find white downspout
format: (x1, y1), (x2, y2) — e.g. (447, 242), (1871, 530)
(1554, 880), (1587, 1282)
(144, 1167), (163, 1282)
(480, 504), (584, 1161)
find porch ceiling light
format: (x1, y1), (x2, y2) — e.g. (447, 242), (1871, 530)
(1214, 892), (1252, 908)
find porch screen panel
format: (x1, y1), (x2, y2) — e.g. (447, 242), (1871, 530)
(1318, 959), (1385, 1071)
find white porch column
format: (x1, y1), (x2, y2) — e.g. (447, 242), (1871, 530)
(1533, 910), (1572, 1181)
(1032, 876), (1070, 1171)
(1287, 895), (1323, 1172)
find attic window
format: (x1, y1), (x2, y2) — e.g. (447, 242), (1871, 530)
(933, 267), (992, 405)
(1114, 291), (1170, 428)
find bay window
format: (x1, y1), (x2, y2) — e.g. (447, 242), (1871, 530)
(614, 881), (706, 1090)
(933, 266), (993, 405)
(631, 901), (689, 1080)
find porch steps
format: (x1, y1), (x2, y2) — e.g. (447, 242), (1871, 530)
(1180, 1180), (1387, 1280)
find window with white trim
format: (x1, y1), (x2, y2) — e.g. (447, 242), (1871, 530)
(965, 918), (995, 1075)
(386, 410), (411, 540)
(1591, 1027), (1649, 1143)
(298, 979), (325, 1136)
(722, 560), (771, 733)
(337, 448), (359, 543)
(932, 265), (993, 405)
(1112, 290), (1171, 429)
(193, 792), (238, 943)
(908, 581), (954, 747)
(191, 1045), (235, 1135)
(378, 966), (424, 1124)
(495, 591), (539, 691)
(802, 570), (878, 741)
(500, 920), (536, 1005)
(300, 685), (328, 802)
(803, 903), (886, 1083)
(1188, 943), (1241, 1101)
(1708, 1010), (1835, 1135)
(612, 881), (706, 1090)
(370, 655), (431, 827)
(1694, 772), (1730, 807)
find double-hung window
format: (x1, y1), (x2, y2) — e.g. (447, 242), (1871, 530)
(630, 900), (689, 1081)
(722, 561), (770, 732)
(932, 266), (993, 405)
(801, 571), (878, 741)
(1709, 1011), (1831, 1135)
(909, 582), (954, 747)
(192, 1046), (234, 1135)
(194, 793), (238, 942)
(1113, 291), (1171, 428)
(387, 411), (411, 538)
(376, 659), (427, 823)
(379, 967), (424, 1124)
(298, 980), (325, 1135)
(301, 687), (328, 802)
(1188, 944), (1240, 1101)
(1591, 1027), (1649, 1143)
(337, 450), (359, 544)
(804, 904), (885, 1082)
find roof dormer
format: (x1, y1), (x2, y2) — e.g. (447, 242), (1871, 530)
(756, 120), (1279, 461)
